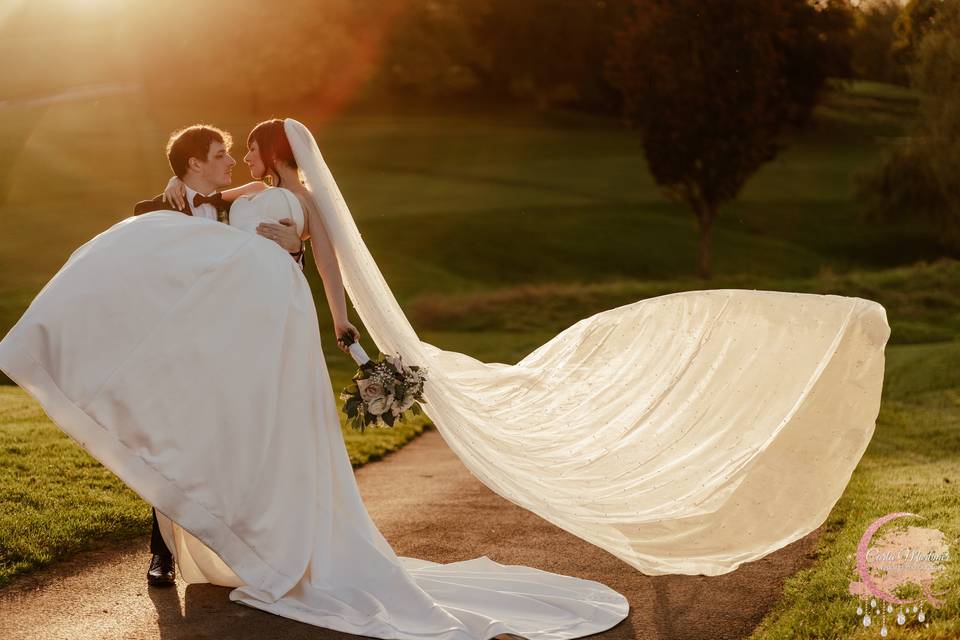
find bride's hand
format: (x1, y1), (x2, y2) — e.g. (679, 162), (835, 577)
(162, 176), (187, 210)
(334, 321), (360, 355)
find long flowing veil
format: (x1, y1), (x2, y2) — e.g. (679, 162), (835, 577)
(283, 118), (890, 576)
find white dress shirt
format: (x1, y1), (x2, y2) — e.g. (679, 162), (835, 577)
(183, 185), (218, 221)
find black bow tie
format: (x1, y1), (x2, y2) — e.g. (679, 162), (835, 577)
(192, 192), (224, 209)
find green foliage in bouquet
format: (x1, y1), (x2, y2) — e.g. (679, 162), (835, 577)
(339, 352), (427, 433)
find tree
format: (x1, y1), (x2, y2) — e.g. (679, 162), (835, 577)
(374, 1), (490, 99)
(605, 0), (853, 279)
(857, 0), (960, 250)
(850, 0), (910, 85)
(377, 0), (629, 113)
(469, 0), (630, 113)
(891, 0), (944, 64)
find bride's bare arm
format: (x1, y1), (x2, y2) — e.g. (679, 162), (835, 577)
(162, 177), (267, 209)
(220, 181), (267, 202)
(302, 197), (359, 352)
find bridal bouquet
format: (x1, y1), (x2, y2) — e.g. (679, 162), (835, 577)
(338, 334), (427, 432)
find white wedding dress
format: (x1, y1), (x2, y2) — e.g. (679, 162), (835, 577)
(0, 119), (890, 639)
(0, 187), (629, 638)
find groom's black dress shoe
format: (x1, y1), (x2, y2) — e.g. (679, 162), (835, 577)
(147, 553), (176, 587)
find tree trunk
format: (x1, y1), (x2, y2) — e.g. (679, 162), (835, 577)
(696, 207), (716, 280)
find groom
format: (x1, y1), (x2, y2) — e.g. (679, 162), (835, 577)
(134, 124), (304, 587)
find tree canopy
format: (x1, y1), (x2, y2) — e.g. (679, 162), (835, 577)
(605, 0), (853, 278)
(858, 0), (960, 251)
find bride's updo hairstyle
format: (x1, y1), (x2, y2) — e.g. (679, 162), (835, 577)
(247, 118), (299, 186)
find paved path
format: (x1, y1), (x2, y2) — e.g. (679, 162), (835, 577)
(0, 427), (821, 639)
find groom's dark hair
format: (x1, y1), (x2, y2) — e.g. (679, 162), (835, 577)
(166, 125), (233, 179)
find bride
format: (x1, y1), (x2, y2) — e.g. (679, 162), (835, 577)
(0, 117), (890, 638)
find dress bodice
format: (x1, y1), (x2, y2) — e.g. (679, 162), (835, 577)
(228, 188), (305, 237)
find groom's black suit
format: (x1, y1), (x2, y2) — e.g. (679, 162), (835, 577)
(132, 192), (231, 559)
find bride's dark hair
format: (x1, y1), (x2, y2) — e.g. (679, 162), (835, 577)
(247, 119), (298, 186)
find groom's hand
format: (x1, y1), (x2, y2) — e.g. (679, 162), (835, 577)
(257, 218), (302, 253)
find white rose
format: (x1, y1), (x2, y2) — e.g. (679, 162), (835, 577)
(367, 394), (393, 416)
(357, 379), (385, 402)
